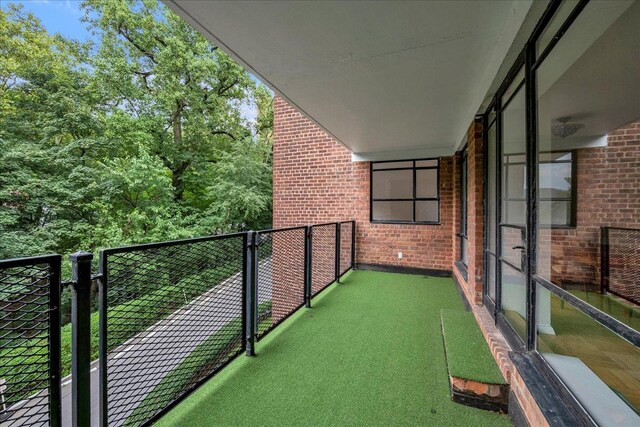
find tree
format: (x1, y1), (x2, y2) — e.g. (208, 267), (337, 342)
(0, 0), (273, 261)
(82, 0), (257, 203)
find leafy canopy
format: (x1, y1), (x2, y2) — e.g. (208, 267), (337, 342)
(0, 0), (273, 262)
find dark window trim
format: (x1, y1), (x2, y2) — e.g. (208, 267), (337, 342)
(458, 150), (469, 266)
(481, 4), (640, 423)
(370, 158), (441, 225)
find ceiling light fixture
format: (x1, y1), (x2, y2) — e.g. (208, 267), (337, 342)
(552, 116), (585, 139)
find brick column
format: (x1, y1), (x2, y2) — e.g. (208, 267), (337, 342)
(467, 118), (485, 305)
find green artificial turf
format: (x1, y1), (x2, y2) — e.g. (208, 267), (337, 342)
(440, 309), (506, 385)
(155, 270), (512, 427)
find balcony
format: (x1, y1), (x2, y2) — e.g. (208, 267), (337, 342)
(1, 222), (511, 426)
(154, 269), (510, 427)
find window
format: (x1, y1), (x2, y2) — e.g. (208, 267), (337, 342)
(538, 152), (575, 227)
(458, 151), (468, 265)
(503, 151), (575, 227)
(370, 159), (439, 223)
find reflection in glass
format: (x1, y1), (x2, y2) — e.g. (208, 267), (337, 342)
(501, 262), (527, 341)
(487, 121), (497, 252)
(487, 254), (497, 301)
(501, 87), (527, 227)
(372, 170), (413, 199)
(535, 0), (640, 326)
(416, 201), (438, 222)
(535, 0), (580, 57)
(536, 285), (640, 425)
(372, 201), (412, 222)
(416, 169), (438, 198)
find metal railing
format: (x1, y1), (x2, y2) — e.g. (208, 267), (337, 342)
(0, 221), (355, 427)
(601, 226), (640, 305)
(0, 255), (61, 427)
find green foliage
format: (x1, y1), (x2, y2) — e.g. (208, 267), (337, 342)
(127, 316), (244, 426)
(0, 283), (183, 403)
(0, 0), (273, 264)
(127, 298), (273, 425)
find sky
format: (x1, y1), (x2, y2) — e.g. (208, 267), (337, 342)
(4, 0), (260, 126)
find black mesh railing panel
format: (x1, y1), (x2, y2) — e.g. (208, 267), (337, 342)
(101, 235), (245, 426)
(339, 222), (353, 275)
(607, 228), (640, 305)
(0, 256), (60, 427)
(256, 227), (305, 340)
(311, 224), (336, 297)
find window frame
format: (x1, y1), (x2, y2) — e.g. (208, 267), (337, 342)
(369, 158), (440, 225)
(481, 2), (640, 422)
(502, 150), (577, 228)
(457, 150), (468, 266)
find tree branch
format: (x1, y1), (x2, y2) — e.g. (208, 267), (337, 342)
(117, 24), (157, 64)
(217, 78), (239, 96)
(211, 130), (236, 140)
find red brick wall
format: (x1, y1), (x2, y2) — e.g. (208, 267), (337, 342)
(273, 96), (455, 272)
(538, 120), (640, 301)
(273, 97), (355, 228)
(453, 119), (484, 305)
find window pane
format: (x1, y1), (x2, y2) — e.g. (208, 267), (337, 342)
(416, 159), (438, 167)
(501, 262), (527, 341)
(502, 86), (527, 227)
(539, 162), (571, 199)
(460, 155), (467, 235)
(535, 0), (581, 57)
(539, 200), (571, 226)
(372, 170), (413, 199)
(487, 121), (497, 252)
(504, 200), (526, 225)
(372, 161), (413, 170)
(416, 169), (437, 198)
(487, 254), (497, 300)
(537, 284), (640, 424)
(416, 200), (438, 222)
(501, 226), (525, 270)
(461, 237), (468, 266)
(539, 151), (571, 162)
(535, 0), (640, 320)
(505, 163), (526, 199)
(501, 67), (525, 106)
(372, 201), (412, 221)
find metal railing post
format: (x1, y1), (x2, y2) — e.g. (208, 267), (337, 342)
(351, 221), (356, 269)
(305, 225), (312, 308)
(69, 251), (93, 427)
(335, 223), (341, 283)
(49, 256), (63, 427)
(98, 252), (108, 427)
(245, 231), (257, 356)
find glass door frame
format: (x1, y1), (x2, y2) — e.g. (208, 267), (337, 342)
(481, 0), (640, 368)
(482, 0), (640, 422)
(483, 52), (529, 352)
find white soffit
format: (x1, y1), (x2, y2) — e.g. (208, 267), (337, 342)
(165, 0), (532, 160)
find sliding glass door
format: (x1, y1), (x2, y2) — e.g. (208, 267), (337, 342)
(498, 70), (528, 343)
(483, 0), (640, 423)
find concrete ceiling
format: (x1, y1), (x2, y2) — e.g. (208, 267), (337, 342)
(165, 1), (532, 160)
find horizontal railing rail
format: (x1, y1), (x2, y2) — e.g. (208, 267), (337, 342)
(0, 220), (355, 427)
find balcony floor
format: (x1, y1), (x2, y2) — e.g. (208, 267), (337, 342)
(156, 270), (512, 426)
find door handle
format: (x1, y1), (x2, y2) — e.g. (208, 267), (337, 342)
(512, 246), (525, 251)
